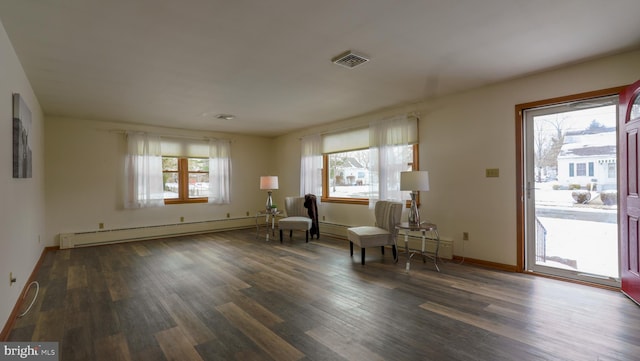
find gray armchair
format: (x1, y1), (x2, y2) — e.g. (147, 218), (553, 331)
(347, 201), (402, 265)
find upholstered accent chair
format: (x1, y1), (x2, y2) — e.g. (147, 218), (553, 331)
(347, 201), (402, 265)
(278, 197), (312, 243)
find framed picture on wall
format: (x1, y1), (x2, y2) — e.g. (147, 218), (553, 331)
(12, 93), (32, 178)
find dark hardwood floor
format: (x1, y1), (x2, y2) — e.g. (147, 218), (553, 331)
(7, 228), (640, 360)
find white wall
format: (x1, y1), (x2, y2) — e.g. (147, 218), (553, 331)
(274, 49), (640, 266)
(0, 21), (46, 333)
(44, 117), (276, 246)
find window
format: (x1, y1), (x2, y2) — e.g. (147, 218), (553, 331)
(608, 162), (616, 178)
(163, 157), (209, 204)
(576, 163), (586, 176)
(318, 115), (419, 205)
(323, 144), (417, 204)
(124, 132), (230, 208)
(326, 149), (370, 200)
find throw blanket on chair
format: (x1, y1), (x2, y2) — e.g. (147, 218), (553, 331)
(304, 194), (320, 239)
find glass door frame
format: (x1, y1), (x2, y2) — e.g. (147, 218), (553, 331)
(515, 86), (625, 287)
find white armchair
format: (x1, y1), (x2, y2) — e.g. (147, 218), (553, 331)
(278, 197), (312, 243)
(347, 201), (402, 265)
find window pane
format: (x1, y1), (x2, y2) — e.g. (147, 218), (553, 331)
(328, 150), (370, 199)
(188, 158), (209, 172)
(576, 163), (586, 176)
(163, 172), (179, 199)
(162, 157), (178, 171)
(632, 94), (640, 120)
(325, 145), (415, 200)
(188, 173), (209, 198)
(608, 163), (616, 178)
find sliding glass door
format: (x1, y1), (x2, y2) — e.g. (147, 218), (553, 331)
(523, 95), (619, 286)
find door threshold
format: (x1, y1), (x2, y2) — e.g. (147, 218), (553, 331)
(524, 270), (620, 291)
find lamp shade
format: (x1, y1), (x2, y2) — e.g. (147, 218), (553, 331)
(260, 176), (279, 190)
(400, 171), (429, 191)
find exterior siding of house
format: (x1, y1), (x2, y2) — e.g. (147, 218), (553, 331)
(557, 129), (616, 190)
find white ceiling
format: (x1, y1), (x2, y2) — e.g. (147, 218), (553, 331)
(1, 1), (639, 137)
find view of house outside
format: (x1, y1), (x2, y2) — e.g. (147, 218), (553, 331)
(327, 150), (373, 198)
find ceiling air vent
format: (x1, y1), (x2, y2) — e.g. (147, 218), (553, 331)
(332, 51), (369, 69)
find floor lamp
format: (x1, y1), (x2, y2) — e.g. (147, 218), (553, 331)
(260, 176), (279, 212)
(400, 171), (430, 227)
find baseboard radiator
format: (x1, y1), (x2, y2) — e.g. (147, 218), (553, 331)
(59, 219), (453, 258)
(59, 217), (255, 249)
(320, 222), (453, 259)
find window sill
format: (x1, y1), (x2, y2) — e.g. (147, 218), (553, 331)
(320, 197), (369, 205)
(165, 198), (208, 205)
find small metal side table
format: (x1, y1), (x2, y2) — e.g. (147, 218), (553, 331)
(395, 221), (441, 272)
(255, 209), (281, 241)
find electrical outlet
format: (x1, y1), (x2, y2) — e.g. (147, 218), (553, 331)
(323, 215), (325, 221)
(226, 213), (230, 218)
(463, 232), (469, 241)
(180, 216), (184, 222)
(99, 222), (104, 229)
(246, 211), (250, 216)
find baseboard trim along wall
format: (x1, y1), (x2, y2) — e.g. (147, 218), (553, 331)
(1, 246), (58, 341)
(59, 217), (256, 249)
(59, 220), (453, 259)
(452, 255), (518, 272)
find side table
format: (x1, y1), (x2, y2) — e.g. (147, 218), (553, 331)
(255, 210), (281, 241)
(395, 221), (440, 272)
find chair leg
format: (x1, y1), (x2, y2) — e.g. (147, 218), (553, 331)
(279, 230), (283, 243)
(350, 241), (353, 256)
(305, 231), (309, 242)
(392, 245), (398, 262)
(381, 246), (385, 255)
(289, 230), (293, 238)
(361, 248), (365, 265)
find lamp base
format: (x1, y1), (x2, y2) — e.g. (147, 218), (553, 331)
(408, 191), (420, 227)
(265, 191), (273, 212)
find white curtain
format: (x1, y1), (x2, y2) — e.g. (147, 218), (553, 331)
(368, 115), (411, 208)
(300, 134), (322, 200)
(124, 132), (164, 208)
(208, 138), (231, 204)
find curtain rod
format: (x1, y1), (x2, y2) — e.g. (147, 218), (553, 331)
(299, 112), (420, 139)
(108, 129), (233, 142)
